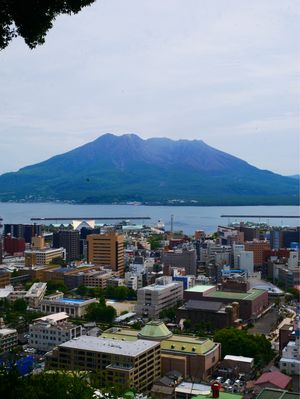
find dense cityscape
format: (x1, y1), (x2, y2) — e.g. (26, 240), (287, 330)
(0, 218), (299, 398)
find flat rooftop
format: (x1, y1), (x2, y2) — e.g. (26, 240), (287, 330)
(35, 312), (69, 323)
(209, 288), (266, 301)
(142, 282), (182, 290)
(60, 336), (159, 357)
(185, 285), (215, 293)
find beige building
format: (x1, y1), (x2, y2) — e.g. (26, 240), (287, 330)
(0, 328), (18, 353)
(136, 277), (183, 319)
(25, 282), (47, 308)
(103, 320), (221, 381)
(31, 236), (45, 249)
(46, 336), (161, 392)
(83, 269), (114, 288)
(25, 247), (66, 267)
(87, 231), (124, 276)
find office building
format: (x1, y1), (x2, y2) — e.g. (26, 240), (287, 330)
(53, 230), (80, 261)
(136, 277), (183, 319)
(162, 248), (197, 275)
(244, 240), (271, 267)
(4, 224), (42, 243)
(46, 336), (161, 392)
(25, 247), (66, 266)
(280, 316), (300, 375)
(87, 231), (124, 276)
(0, 272), (11, 288)
(238, 251), (254, 274)
(4, 235), (25, 255)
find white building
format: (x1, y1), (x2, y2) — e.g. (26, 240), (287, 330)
(233, 243), (245, 268)
(280, 316), (300, 375)
(238, 251), (254, 274)
(40, 296), (97, 318)
(29, 312), (82, 352)
(136, 277), (183, 319)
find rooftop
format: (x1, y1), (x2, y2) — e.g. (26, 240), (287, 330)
(138, 320), (173, 340)
(34, 312), (69, 323)
(60, 336), (159, 357)
(256, 388), (299, 399)
(209, 288), (266, 300)
(255, 371), (292, 389)
(185, 285), (215, 293)
(224, 355), (254, 363)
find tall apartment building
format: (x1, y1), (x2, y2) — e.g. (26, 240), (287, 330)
(87, 231), (124, 276)
(25, 282), (47, 308)
(53, 230), (80, 261)
(136, 277), (183, 319)
(25, 247), (66, 267)
(46, 336), (161, 392)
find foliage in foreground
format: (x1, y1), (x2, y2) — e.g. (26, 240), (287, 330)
(0, 368), (126, 399)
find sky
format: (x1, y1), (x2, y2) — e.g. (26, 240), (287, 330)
(0, 0), (299, 175)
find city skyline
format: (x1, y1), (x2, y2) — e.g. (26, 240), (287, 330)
(0, 0), (299, 175)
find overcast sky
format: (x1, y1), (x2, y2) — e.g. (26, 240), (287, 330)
(1, 0), (299, 175)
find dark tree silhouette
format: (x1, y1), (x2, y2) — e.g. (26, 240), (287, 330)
(0, 0), (96, 50)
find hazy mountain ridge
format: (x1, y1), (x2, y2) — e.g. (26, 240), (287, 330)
(0, 133), (298, 205)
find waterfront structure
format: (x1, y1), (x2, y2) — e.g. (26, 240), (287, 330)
(0, 328), (18, 353)
(53, 230), (80, 261)
(102, 320), (221, 381)
(25, 247), (66, 267)
(136, 277), (183, 319)
(87, 231), (124, 276)
(46, 335), (161, 392)
(40, 295), (97, 317)
(25, 282), (47, 308)
(29, 312), (82, 352)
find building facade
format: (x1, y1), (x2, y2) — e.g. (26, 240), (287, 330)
(87, 231), (124, 276)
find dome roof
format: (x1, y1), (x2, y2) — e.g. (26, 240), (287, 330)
(138, 320), (173, 341)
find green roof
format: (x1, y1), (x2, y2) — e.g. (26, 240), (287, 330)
(209, 288), (266, 301)
(256, 388), (299, 399)
(138, 320), (173, 340)
(161, 334), (217, 355)
(193, 392), (242, 399)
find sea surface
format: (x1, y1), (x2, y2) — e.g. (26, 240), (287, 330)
(0, 203), (299, 234)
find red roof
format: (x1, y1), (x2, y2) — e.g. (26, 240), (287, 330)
(255, 371), (292, 389)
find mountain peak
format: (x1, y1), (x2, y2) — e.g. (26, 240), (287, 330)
(0, 133), (298, 205)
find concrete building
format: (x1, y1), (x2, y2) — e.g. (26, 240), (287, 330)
(232, 243), (245, 268)
(53, 230), (80, 261)
(40, 295), (97, 318)
(46, 335), (161, 392)
(25, 247), (66, 267)
(31, 236), (45, 249)
(176, 300), (240, 329)
(136, 277), (183, 319)
(83, 269), (114, 288)
(29, 312), (82, 352)
(238, 250), (254, 274)
(0, 271), (10, 288)
(184, 285), (268, 320)
(0, 328), (18, 353)
(280, 316), (300, 375)
(87, 231), (124, 276)
(4, 236), (25, 255)
(25, 282), (47, 308)
(4, 223), (42, 244)
(162, 248), (197, 275)
(244, 240), (271, 267)
(103, 320), (221, 381)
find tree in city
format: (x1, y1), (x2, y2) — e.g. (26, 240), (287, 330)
(214, 327), (274, 367)
(0, 0), (96, 50)
(85, 302), (116, 323)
